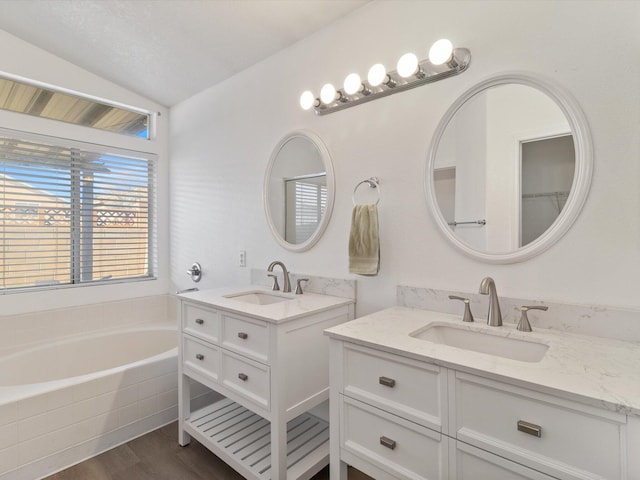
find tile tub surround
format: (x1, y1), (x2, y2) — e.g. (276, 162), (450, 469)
(0, 354), (180, 479)
(0, 294), (178, 356)
(0, 294), (187, 480)
(324, 306), (640, 416)
(397, 285), (640, 343)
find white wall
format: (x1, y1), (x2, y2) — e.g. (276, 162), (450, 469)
(170, 0), (640, 317)
(0, 30), (170, 315)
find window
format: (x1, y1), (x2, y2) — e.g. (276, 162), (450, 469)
(0, 129), (156, 291)
(285, 174), (327, 244)
(0, 76), (151, 138)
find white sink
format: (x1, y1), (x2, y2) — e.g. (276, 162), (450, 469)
(410, 324), (548, 362)
(224, 291), (294, 305)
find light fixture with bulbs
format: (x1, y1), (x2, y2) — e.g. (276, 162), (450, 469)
(300, 39), (470, 115)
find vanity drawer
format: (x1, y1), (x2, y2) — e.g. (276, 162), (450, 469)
(342, 343), (445, 431)
(222, 314), (270, 364)
(454, 372), (626, 480)
(182, 302), (220, 344)
(221, 349), (270, 411)
(452, 439), (556, 480)
(341, 395), (447, 480)
(182, 335), (220, 384)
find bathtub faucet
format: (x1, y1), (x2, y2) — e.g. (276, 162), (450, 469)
(267, 261), (291, 293)
(176, 287), (199, 294)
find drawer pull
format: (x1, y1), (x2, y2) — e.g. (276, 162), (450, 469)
(379, 436), (396, 450)
(238, 373), (248, 381)
(517, 420), (542, 438)
(195, 353), (205, 361)
(195, 318), (204, 325)
(379, 376), (396, 388)
(238, 332), (248, 340)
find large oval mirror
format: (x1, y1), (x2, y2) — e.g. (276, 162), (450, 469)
(264, 130), (335, 252)
(426, 72), (592, 263)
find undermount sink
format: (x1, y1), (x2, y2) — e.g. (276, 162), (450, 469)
(410, 324), (549, 362)
(224, 291), (294, 305)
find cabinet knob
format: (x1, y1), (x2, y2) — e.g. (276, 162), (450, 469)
(195, 318), (204, 325)
(379, 436), (396, 450)
(238, 373), (248, 381)
(517, 420), (542, 437)
(238, 332), (248, 340)
(195, 353), (204, 361)
(379, 376), (396, 388)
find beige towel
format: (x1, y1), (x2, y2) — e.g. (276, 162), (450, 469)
(349, 204), (380, 275)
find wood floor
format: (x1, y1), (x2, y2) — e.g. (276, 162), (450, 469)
(44, 422), (373, 480)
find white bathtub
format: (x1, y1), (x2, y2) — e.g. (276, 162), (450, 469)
(0, 326), (177, 390)
(0, 322), (180, 480)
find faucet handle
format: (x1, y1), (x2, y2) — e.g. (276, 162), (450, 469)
(268, 274), (280, 291)
(448, 295), (474, 322)
(295, 278), (309, 295)
(517, 305), (548, 332)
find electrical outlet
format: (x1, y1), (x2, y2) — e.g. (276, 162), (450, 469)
(239, 250), (246, 267)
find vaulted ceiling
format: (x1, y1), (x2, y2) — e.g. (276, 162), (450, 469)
(0, 0), (370, 107)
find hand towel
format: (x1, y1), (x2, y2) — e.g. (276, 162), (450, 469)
(349, 204), (380, 275)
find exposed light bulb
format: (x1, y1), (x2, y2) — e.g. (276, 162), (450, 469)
(367, 63), (387, 87)
(397, 53), (419, 78)
(299, 90), (316, 110)
(343, 73), (362, 95)
(429, 39), (454, 65)
(320, 83), (337, 104)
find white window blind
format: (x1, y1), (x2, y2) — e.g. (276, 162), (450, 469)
(285, 175), (327, 244)
(0, 130), (156, 291)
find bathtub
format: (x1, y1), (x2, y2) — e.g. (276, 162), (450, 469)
(0, 323), (180, 480)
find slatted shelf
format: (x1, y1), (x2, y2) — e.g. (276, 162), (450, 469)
(183, 398), (329, 480)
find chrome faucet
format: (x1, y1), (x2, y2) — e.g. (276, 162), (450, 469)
(479, 277), (502, 326)
(267, 261), (291, 293)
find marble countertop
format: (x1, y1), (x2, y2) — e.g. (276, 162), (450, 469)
(325, 307), (640, 416)
(178, 285), (354, 323)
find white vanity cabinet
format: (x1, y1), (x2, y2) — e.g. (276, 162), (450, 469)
(179, 290), (354, 480)
(330, 342), (449, 480)
(329, 339), (631, 480)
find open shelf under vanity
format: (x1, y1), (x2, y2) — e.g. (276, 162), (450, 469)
(183, 398), (329, 480)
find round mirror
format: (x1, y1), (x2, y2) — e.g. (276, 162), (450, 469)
(264, 130), (335, 252)
(426, 72), (592, 263)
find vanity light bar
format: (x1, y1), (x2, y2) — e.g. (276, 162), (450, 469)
(300, 39), (471, 116)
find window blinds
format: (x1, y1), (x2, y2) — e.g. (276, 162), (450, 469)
(0, 131), (156, 291)
(285, 177), (327, 244)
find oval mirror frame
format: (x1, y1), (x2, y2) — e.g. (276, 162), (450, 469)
(425, 72), (593, 264)
(264, 130), (335, 252)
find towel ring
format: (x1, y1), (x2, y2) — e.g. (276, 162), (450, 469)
(352, 177), (381, 206)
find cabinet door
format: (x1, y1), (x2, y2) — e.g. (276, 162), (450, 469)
(183, 302), (220, 344)
(451, 439), (556, 480)
(453, 371), (625, 480)
(183, 335), (220, 385)
(341, 396), (447, 480)
(222, 314), (270, 364)
(221, 349), (270, 411)
(342, 343), (446, 432)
